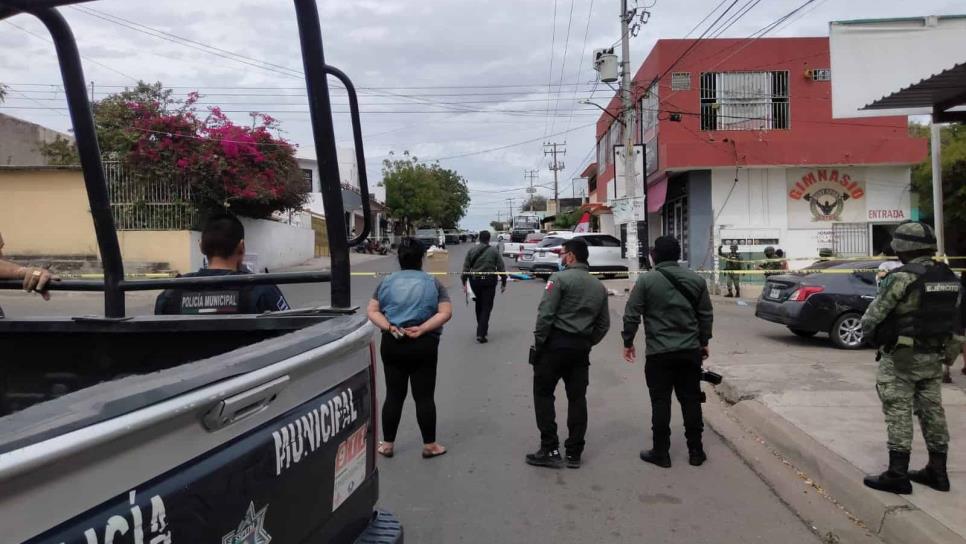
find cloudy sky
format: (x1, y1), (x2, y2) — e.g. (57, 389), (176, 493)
(1, 0), (962, 229)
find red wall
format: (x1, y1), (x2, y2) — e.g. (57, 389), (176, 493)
(594, 37), (927, 190)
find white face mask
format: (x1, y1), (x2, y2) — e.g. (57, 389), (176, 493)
(648, 254), (656, 268)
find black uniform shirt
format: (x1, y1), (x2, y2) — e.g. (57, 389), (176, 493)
(154, 268), (291, 315)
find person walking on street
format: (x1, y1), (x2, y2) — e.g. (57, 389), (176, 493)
(526, 239), (610, 469)
(461, 230), (506, 343)
(623, 236), (714, 468)
(367, 237), (452, 459)
(861, 221), (962, 494)
(718, 244), (742, 298)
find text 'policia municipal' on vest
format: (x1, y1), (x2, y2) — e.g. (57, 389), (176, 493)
(874, 261), (962, 350)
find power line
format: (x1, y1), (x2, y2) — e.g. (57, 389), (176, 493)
(7, 82), (603, 91)
(549, 0), (577, 136)
(683, 0), (730, 39)
(543, 0), (560, 140)
(565, 0), (596, 136)
(0, 105), (601, 117)
(427, 121), (597, 161)
(707, 0), (765, 39)
(63, 6), (486, 116)
(652, 0), (741, 84)
(4, 21), (138, 82)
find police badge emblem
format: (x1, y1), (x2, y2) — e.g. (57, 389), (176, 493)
(221, 502), (272, 544)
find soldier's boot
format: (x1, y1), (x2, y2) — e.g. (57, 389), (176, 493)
(735, 287), (741, 298)
(724, 292), (734, 298)
(909, 451), (950, 492)
(863, 450), (913, 494)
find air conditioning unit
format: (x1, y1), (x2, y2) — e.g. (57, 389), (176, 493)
(593, 48), (619, 83)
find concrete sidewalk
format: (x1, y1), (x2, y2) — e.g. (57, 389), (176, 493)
(707, 298), (966, 544)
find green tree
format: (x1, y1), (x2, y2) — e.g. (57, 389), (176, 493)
(37, 136), (78, 166)
(553, 209), (581, 230)
(383, 153), (441, 231)
(910, 123), (966, 229)
(382, 152), (471, 231)
(521, 195), (547, 212)
(436, 166), (470, 228)
(0, 82), (7, 102)
(490, 220), (506, 231)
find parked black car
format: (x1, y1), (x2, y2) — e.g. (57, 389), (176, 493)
(755, 260), (882, 349)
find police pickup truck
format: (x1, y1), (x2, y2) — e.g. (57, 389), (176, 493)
(0, 2), (401, 543)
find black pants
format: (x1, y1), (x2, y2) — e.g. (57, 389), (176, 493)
(533, 348), (590, 455)
(470, 279), (497, 338)
(380, 333), (440, 444)
(644, 350), (705, 452)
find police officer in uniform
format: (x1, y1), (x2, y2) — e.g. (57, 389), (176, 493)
(526, 239), (610, 469)
(861, 221), (963, 494)
(718, 244), (742, 298)
(461, 230), (506, 343)
(155, 214), (290, 315)
(623, 236), (714, 468)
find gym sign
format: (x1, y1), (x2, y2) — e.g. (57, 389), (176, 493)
(786, 168), (866, 228)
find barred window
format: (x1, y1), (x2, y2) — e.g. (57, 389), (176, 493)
(700, 71), (789, 131)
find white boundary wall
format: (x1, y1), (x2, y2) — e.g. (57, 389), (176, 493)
(830, 16), (966, 118)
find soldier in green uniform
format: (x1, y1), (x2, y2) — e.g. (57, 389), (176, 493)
(861, 221), (963, 494)
(758, 246), (782, 278)
(718, 244), (742, 297)
(526, 239), (610, 469)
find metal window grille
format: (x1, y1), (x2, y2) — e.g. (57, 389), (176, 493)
(640, 81), (659, 132)
(106, 161), (198, 231)
(832, 222), (870, 257)
(671, 72), (691, 91)
(662, 195), (689, 261)
(700, 71), (789, 131)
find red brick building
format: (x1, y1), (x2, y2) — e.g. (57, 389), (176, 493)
(584, 37), (926, 268)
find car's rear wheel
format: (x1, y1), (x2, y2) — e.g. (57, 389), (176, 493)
(830, 313), (864, 349)
(789, 328), (817, 338)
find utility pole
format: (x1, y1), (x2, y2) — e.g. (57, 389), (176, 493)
(544, 142), (566, 213)
(930, 123), (945, 256)
(90, 81), (95, 103)
(620, 0), (640, 277)
(523, 169), (539, 211)
(505, 197), (517, 226)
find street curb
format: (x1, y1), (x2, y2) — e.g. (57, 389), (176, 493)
(707, 394), (965, 544)
(702, 386), (883, 543)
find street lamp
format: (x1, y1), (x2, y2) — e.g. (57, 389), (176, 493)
(579, 100), (624, 125)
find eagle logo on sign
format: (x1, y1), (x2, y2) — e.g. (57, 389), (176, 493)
(222, 502), (272, 544)
(803, 188), (849, 222)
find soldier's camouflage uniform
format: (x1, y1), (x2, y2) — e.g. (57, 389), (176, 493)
(861, 256), (948, 454)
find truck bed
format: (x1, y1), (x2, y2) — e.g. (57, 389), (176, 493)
(0, 313), (385, 544)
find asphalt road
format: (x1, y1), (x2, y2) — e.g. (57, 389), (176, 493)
(0, 246), (824, 543)
(353, 245), (821, 544)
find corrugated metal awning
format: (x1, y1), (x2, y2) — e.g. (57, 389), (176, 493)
(863, 62), (966, 121)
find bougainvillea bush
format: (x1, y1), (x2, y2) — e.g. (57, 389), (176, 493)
(45, 82), (307, 220)
(123, 89), (307, 219)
